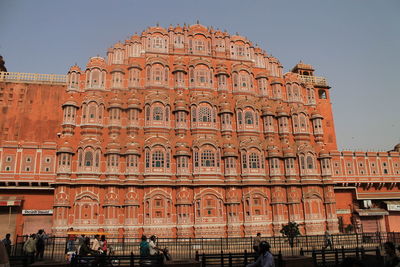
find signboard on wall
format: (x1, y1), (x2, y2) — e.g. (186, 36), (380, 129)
(336, 209), (351, 214)
(387, 204), (400, 211)
(22, 210), (53, 215)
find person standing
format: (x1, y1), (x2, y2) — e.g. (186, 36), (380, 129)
(100, 235), (107, 255)
(91, 235), (101, 252)
(1, 234), (11, 257)
(253, 233), (262, 255)
(76, 234), (85, 254)
(324, 231), (333, 250)
(66, 228), (76, 252)
(35, 229), (47, 260)
(247, 241), (275, 267)
(23, 234), (36, 264)
(139, 235), (150, 257)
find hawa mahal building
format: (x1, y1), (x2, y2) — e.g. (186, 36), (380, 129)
(0, 24), (399, 238)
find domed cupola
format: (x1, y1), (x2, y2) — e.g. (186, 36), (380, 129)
(67, 64), (81, 90)
(127, 95), (141, 110)
(275, 106), (288, 118)
(125, 141), (141, 156)
(222, 142), (237, 158)
(85, 56), (107, 90)
(108, 95), (123, 109)
(261, 105), (274, 117)
(174, 95), (189, 113)
(57, 140), (74, 154)
(175, 142), (191, 157)
(267, 145), (282, 158)
(282, 145), (296, 158)
(105, 141), (121, 155)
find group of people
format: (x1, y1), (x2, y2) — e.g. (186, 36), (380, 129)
(22, 229), (48, 262)
(139, 235), (171, 261)
(67, 233), (109, 256)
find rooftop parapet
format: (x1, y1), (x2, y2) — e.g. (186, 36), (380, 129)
(299, 75), (328, 87)
(0, 72), (66, 85)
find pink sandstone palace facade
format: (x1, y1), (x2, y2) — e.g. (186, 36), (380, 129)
(0, 24), (399, 238)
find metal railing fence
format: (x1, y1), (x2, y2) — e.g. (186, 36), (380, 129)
(11, 232), (400, 262)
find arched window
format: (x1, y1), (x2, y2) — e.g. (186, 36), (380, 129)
(153, 107), (163, 121)
(201, 150), (215, 167)
(152, 151), (164, 168)
(245, 111), (254, 125)
(84, 151), (93, 166)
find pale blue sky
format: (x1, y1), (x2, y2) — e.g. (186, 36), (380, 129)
(1, 0), (399, 151)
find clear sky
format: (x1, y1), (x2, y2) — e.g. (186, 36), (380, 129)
(1, 0), (399, 151)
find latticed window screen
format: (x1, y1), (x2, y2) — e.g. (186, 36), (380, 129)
(153, 107), (163, 121)
(145, 150), (150, 168)
(201, 150), (215, 167)
(199, 107), (211, 122)
(307, 156), (314, 169)
(249, 153), (260, 169)
(194, 151), (199, 167)
(242, 154), (247, 169)
(245, 111), (253, 125)
(84, 151), (93, 166)
(152, 151), (164, 168)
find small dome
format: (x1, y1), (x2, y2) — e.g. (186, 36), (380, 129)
(125, 142), (140, 155)
(261, 105), (274, 116)
(127, 63), (142, 70)
(110, 67), (125, 74)
(57, 141), (74, 154)
(256, 71), (269, 79)
(311, 111), (323, 120)
(105, 141), (121, 154)
(319, 149), (331, 158)
(62, 100), (79, 108)
(276, 107), (288, 117)
(282, 145), (296, 158)
(219, 101), (233, 114)
(86, 56), (106, 70)
(174, 95), (189, 112)
(222, 143), (237, 157)
(175, 142), (191, 156)
(130, 34), (141, 42)
(267, 146), (282, 158)
(108, 96), (123, 108)
(174, 25), (183, 33)
(114, 42), (124, 49)
(68, 64), (81, 73)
